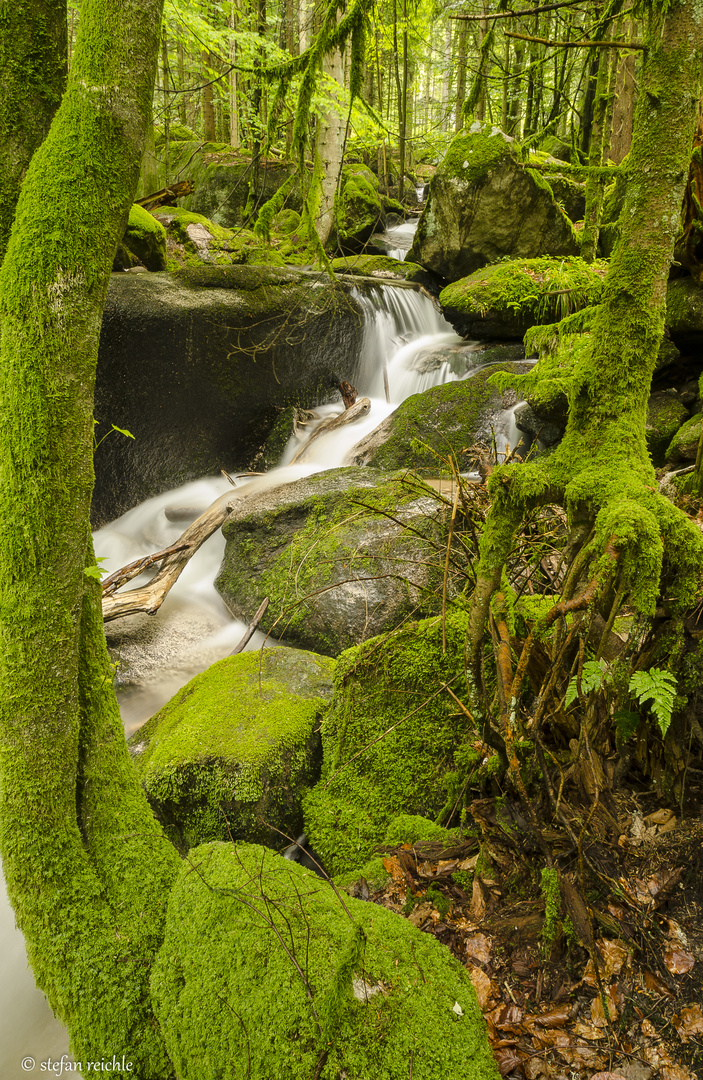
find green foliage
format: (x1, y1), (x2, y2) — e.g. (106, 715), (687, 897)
(565, 659), (607, 707)
(628, 668), (677, 737)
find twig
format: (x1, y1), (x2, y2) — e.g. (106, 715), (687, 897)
(505, 30), (645, 49)
(101, 541), (190, 597)
(231, 598), (269, 655)
(449, 0), (590, 21)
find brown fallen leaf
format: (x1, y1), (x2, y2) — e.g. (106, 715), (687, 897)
(663, 944), (695, 974)
(572, 1022), (605, 1041)
(382, 856), (405, 883)
(493, 1047), (522, 1077)
(641, 1018), (657, 1037)
(643, 968), (674, 996)
(589, 1074), (628, 1080)
(591, 987), (619, 1026)
(644, 807), (676, 827)
(467, 963), (498, 1010)
(672, 1003), (703, 1041)
(407, 901), (433, 928)
(468, 875), (489, 921)
(525, 1005), (571, 1028)
(490, 1003), (524, 1030)
(665, 918), (689, 945)
(660, 1067), (697, 1080)
(583, 938), (630, 984)
(465, 932), (492, 967)
(457, 853), (479, 871)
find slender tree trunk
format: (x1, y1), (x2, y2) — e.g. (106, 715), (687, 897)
(454, 18), (468, 132)
(581, 43), (616, 261)
(202, 48), (217, 141)
(0, 0), (67, 262)
(314, 36), (345, 244)
(162, 27), (171, 182)
(609, 30), (637, 163)
(177, 41), (187, 124)
(0, 0), (181, 1069)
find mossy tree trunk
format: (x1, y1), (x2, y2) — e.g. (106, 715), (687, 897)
(0, 0), (181, 1070)
(0, 0), (67, 262)
(466, 0), (703, 782)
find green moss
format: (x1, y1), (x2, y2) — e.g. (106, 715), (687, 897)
(303, 610), (478, 876)
(151, 842), (500, 1080)
(440, 256), (607, 340)
(646, 393), (689, 465)
(334, 164), (383, 247)
(122, 203), (167, 270)
(440, 130), (513, 183)
(216, 468), (451, 656)
(334, 855), (391, 891)
(129, 648), (334, 852)
(665, 413), (701, 464)
(384, 814), (454, 845)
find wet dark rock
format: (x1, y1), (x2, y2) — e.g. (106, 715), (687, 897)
(93, 267), (364, 526)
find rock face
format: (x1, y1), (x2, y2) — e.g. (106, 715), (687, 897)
(151, 842), (499, 1080)
(215, 468), (453, 657)
(665, 413), (701, 463)
(665, 277), (703, 347)
(439, 257), (606, 340)
(303, 611), (475, 877)
(114, 204), (168, 271)
(128, 648), (334, 853)
(646, 391), (690, 465)
(346, 360), (530, 472)
(408, 125), (578, 282)
(93, 266), (363, 525)
(333, 164), (385, 252)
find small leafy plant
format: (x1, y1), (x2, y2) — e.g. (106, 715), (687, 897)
(628, 668), (677, 737)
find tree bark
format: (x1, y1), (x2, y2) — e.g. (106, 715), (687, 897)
(0, 0), (180, 1069)
(0, 0), (67, 262)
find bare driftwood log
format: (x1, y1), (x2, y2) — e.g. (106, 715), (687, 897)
(338, 379), (357, 409)
(101, 489), (239, 622)
(289, 398), (371, 465)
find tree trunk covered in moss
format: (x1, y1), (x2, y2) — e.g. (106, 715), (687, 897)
(0, 0), (67, 262)
(467, 0), (703, 692)
(0, 0), (181, 1070)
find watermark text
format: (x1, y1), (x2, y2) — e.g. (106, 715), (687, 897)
(21, 1055), (133, 1074)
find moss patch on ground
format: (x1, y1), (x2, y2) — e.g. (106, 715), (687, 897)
(128, 648), (334, 853)
(151, 841), (499, 1080)
(303, 610), (477, 877)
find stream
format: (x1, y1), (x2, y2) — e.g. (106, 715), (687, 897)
(0, 233), (523, 1075)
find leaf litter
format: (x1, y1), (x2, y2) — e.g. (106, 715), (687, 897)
(348, 806), (703, 1079)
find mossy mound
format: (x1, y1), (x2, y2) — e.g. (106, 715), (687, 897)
(408, 124), (579, 282)
(384, 814), (455, 845)
(665, 276), (703, 348)
(215, 468), (452, 657)
(665, 413), (701, 463)
(439, 256), (607, 341)
(153, 205), (286, 268)
(113, 203), (168, 271)
(128, 648), (334, 853)
(347, 361), (530, 471)
(646, 391), (690, 466)
(151, 842), (499, 1080)
(303, 610), (477, 876)
(330, 254), (440, 291)
(334, 164), (384, 252)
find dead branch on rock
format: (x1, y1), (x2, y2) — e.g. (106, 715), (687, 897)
(230, 598), (269, 654)
(101, 489), (239, 622)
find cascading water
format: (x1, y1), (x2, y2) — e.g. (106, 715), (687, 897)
(383, 219), (418, 261)
(0, 278), (524, 1073)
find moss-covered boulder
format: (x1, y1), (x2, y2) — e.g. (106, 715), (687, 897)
(114, 203), (168, 271)
(151, 842), (499, 1080)
(665, 276), (703, 348)
(439, 256), (607, 340)
(302, 610), (476, 876)
(665, 413), (701, 463)
(646, 391), (690, 465)
(333, 164), (385, 252)
(408, 124), (579, 282)
(215, 468), (452, 657)
(94, 267), (363, 525)
(128, 648), (334, 853)
(153, 205), (285, 268)
(346, 360), (530, 471)
(330, 254), (440, 292)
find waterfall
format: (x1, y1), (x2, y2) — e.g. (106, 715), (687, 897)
(383, 219), (418, 261)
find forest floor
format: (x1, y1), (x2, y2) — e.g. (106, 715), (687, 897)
(358, 793), (703, 1080)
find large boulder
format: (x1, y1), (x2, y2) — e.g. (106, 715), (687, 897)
(646, 391), (690, 466)
(93, 266), (363, 525)
(346, 359), (530, 472)
(439, 256), (607, 340)
(128, 648), (334, 853)
(114, 204), (168, 271)
(665, 277), (703, 348)
(215, 468), (452, 657)
(333, 164), (385, 252)
(152, 206), (286, 268)
(151, 842), (499, 1080)
(303, 610), (475, 877)
(408, 124), (579, 282)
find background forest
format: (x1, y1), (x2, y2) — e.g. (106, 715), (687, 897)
(2, 0), (703, 1078)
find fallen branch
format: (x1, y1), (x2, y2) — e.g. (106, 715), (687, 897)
(230, 598), (269, 655)
(101, 489), (239, 622)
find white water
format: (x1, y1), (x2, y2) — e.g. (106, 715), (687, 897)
(0, 280), (523, 1074)
(384, 219), (418, 261)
